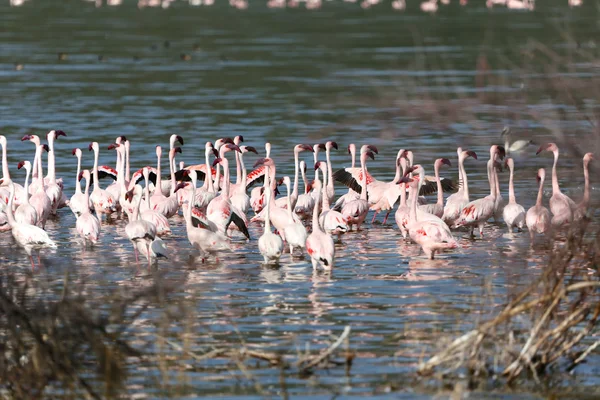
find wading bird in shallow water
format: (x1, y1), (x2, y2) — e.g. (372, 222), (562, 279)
(442, 148), (477, 226)
(536, 142), (576, 227)
(306, 179), (335, 270)
(526, 168), (551, 240)
(76, 170), (101, 245)
(503, 157), (525, 232)
(575, 152), (594, 221)
(258, 160), (283, 265)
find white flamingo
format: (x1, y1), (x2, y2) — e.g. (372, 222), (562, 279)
(76, 170), (101, 245)
(305, 179), (335, 270)
(526, 168), (551, 239)
(14, 161), (38, 226)
(69, 148), (93, 217)
(443, 149), (477, 225)
(503, 158), (525, 232)
(419, 158), (452, 218)
(575, 152), (594, 221)
(341, 147), (375, 231)
(281, 176), (307, 256)
(258, 163), (283, 264)
(89, 142), (117, 218)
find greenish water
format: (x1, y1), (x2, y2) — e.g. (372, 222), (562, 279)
(1, 0), (600, 398)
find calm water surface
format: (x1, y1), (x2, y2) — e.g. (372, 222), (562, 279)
(1, 1), (600, 398)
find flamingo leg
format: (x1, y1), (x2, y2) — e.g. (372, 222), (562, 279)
(37, 254), (41, 266)
(371, 211), (378, 224)
(30, 256), (35, 271)
(134, 247), (139, 263)
(382, 211), (391, 224)
(146, 243), (151, 268)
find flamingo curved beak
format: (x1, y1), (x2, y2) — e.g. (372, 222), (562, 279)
(78, 171), (84, 182)
(366, 151), (375, 161)
(72, 148), (78, 156)
(317, 143), (326, 150)
(173, 146), (182, 154)
(441, 158), (451, 167)
(17, 161), (25, 169)
(21, 135), (32, 141)
(42, 144), (49, 152)
(222, 137), (235, 145)
(300, 144), (314, 152)
(496, 146), (506, 160)
(330, 141), (338, 150)
(212, 157), (223, 167)
(245, 146), (258, 154)
(174, 182), (187, 193)
(536, 143), (551, 155)
(212, 148), (219, 157)
(125, 189), (134, 202)
(88, 143), (94, 151)
(226, 144), (241, 153)
(119, 135), (127, 142)
(466, 150), (477, 160)
(314, 161), (322, 170)
(108, 143), (119, 150)
(55, 130), (67, 138)
(367, 145), (379, 154)
(235, 135), (244, 143)
(176, 135), (184, 145)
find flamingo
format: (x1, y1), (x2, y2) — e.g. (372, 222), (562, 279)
(419, 158), (452, 218)
(395, 158), (411, 239)
(442, 149), (477, 225)
(76, 170), (101, 245)
(274, 144), (314, 209)
(250, 142), (271, 213)
(526, 168), (551, 239)
(420, 0), (438, 13)
(404, 170), (458, 259)
(158, 134), (184, 196)
(536, 143), (576, 226)
(281, 176), (307, 256)
(230, 145), (258, 215)
(144, 146), (179, 218)
(316, 161), (348, 236)
(294, 160), (315, 220)
(502, 158), (526, 232)
(341, 147), (375, 231)
(181, 170), (230, 262)
(258, 163), (283, 264)
(332, 144), (360, 211)
(89, 142), (117, 218)
(324, 141), (338, 206)
(141, 167), (171, 236)
(0, 135), (27, 207)
(506, 0), (534, 10)
(501, 126), (534, 156)
(14, 161), (38, 226)
(105, 136), (128, 206)
(124, 185), (158, 267)
(310, 143), (326, 203)
(305, 179), (335, 270)
(45, 130), (67, 215)
(0, 181), (56, 269)
(182, 142), (218, 210)
(29, 144), (52, 229)
(452, 145), (502, 237)
(575, 153), (594, 221)
(69, 148), (93, 217)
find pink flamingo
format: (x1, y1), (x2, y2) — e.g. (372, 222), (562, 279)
(293, 160), (315, 220)
(141, 167), (171, 236)
(341, 147), (375, 231)
(274, 144), (314, 209)
(145, 146), (179, 218)
(181, 170), (230, 262)
(526, 168), (551, 239)
(536, 143), (576, 226)
(332, 144), (360, 211)
(45, 130), (67, 214)
(452, 145), (502, 237)
(0, 181), (56, 269)
(76, 170), (101, 245)
(316, 161), (348, 236)
(105, 136), (127, 205)
(14, 161), (38, 226)
(0, 135), (27, 207)
(258, 163), (283, 264)
(305, 179), (335, 270)
(69, 148), (93, 217)
(502, 158), (525, 232)
(310, 143), (326, 203)
(89, 142), (117, 218)
(29, 144), (52, 229)
(405, 169), (458, 259)
(124, 185), (158, 267)
(442, 148), (477, 225)
(419, 158), (452, 218)
(575, 152), (594, 221)
(395, 158), (411, 239)
(250, 142), (270, 213)
(181, 142), (218, 210)
(281, 176), (307, 256)
(324, 141), (338, 206)
(230, 145), (258, 215)
(157, 134), (184, 196)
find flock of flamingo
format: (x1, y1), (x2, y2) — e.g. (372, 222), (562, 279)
(7, 0), (584, 11)
(0, 131), (595, 270)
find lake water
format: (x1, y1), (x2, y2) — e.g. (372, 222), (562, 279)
(1, 0), (599, 398)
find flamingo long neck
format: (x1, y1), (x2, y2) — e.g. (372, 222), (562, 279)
(169, 150), (177, 195)
(205, 149), (214, 193)
(221, 158), (231, 199)
(155, 149), (163, 194)
(326, 147), (334, 195)
(133, 189), (143, 222)
(320, 165), (330, 210)
(350, 146), (356, 169)
(239, 153), (248, 191)
(360, 154), (368, 201)
(235, 148), (241, 185)
(214, 157), (222, 192)
(5, 183), (16, 227)
(264, 167), (272, 229)
(508, 163), (516, 204)
(23, 165), (31, 205)
(391, 154), (402, 184)
(186, 175), (197, 229)
(583, 160), (590, 206)
(459, 155), (470, 201)
(83, 173), (91, 212)
(144, 172), (152, 209)
(292, 149), (300, 201)
(409, 182), (418, 223)
(487, 159), (496, 200)
(551, 149), (560, 195)
(456, 152), (463, 195)
(1, 141), (9, 181)
(125, 141), (131, 182)
(399, 182), (407, 207)
(92, 146), (100, 192)
(300, 164), (308, 194)
(118, 148), (127, 192)
(35, 146), (45, 191)
(285, 181), (294, 219)
(536, 176), (545, 207)
(435, 162), (443, 207)
(312, 185), (322, 233)
(115, 147), (123, 187)
(75, 153), (82, 195)
(47, 134), (56, 183)
(314, 150), (320, 181)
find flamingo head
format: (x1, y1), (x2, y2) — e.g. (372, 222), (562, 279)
(314, 161), (327, 171)
(347, 143), (356, 155)
(300, 160), (307, 173)
(242, 145), (258, 154)
(326, 141), (338, 150)
(78, 171), (84, 182)
(88, 142), (96, 151)
(212, 157), (223, 167)
(463, 150), (477, 160)
(253, 157), (274, 168)
(174, 181), (188, 193)
(108, 143), (120, 150)
(125, 188), (135, 202)
(365, 151), (375, 161)
(116, 135), (127, 144)
(396, 149), (407, 160)
(17, 161), (26, 170)
(42, 144), (49, 152)
(54, 130), (67, 139)
(496, 145), (506, 160)
(234, 135), (244, 145)
(437, 158), (451, 168)
(72, 148), (80, 156)
(536, 142), (558, 155)
(360, 144), (378, 155)
(537, 168), (545, 183)
(282, 176), (291, 187)
(584, 152), (594, 163)
(173, 135), (184, 146)
(215, 137), (235, 149)
(173, 146), (182, 154)
(504, 157), (514, 170)
(21, 135), (32, 142)
(296, 144), (314, 153)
